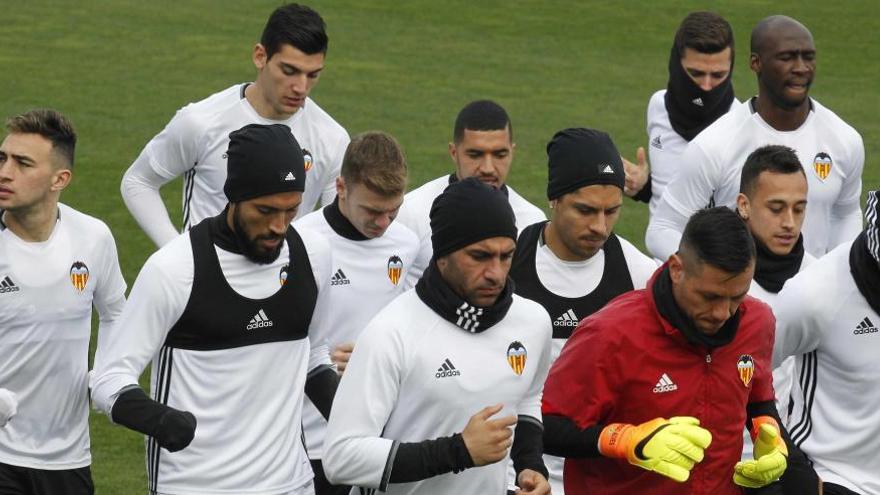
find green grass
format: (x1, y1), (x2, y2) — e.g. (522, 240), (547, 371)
(2, 1), (878, 492)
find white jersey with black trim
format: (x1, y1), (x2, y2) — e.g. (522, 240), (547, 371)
(323, 290), (552, 494)
(0, 203), (126, 470)
(90, 225), (332, 495)
(740, 252), (814, 461)
(772, 242), (880, 494)
(396, 175), (546, 282)
(294, 208), (421, 459)
(133, 83), (349, 230)
(647, 97), (864, 259)
(645, 90), (740, 219)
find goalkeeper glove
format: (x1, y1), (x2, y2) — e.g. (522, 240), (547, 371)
(733, 417), (788, 488)
(598, 416), (713, 482)
(0, 388), (17, 427)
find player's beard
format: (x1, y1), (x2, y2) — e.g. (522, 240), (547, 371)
(232, 207), (284, 265)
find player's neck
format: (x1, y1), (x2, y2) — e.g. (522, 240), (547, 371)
(754, 94), (810, 132)
(244, 83), (297, 121)
(2, 201), (59, 242)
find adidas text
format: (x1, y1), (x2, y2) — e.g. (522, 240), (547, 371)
(853, 317), (878, 335)
(435, 358), (461, 378)
(554, 309), (579, 327)
(0, 276), (19, 293)
(247, 320), (274, 330)
(653, 373), (678, 393)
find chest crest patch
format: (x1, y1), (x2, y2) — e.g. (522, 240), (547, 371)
(387, 255), (403, 286)
(813, 152), (832, 181)
(70, 261), (89, 292)
(507, 341), (527, 376)
(737, 354), (755, 388)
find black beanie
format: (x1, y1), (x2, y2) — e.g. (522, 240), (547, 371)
(223, 123), (306, 203)
(430, 177), (517, 259)
(546, 128), (625, 200)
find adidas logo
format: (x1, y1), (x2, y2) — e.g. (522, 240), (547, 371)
(692, 97), (704, 107)
(246, 309), (274, 330)
(330, 269), (350, 286)
(435, 358), (461, 378)
(601, 164), (615, 174)
(853, 316), (878, 335)
(652, 373), (678, 393)
(650, 135), (663, 150)
(284, 171), (296, 182)
(553, 309), (579, 328)
(0, 276), (20, 294)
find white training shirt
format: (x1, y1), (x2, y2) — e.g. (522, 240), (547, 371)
(323, 290), (552, 494)
(396, 175), (546, 282)
(90, 225), (333, 495)
(772, 241), (880, 494)
(644, 90), (740, 219)
(0, 204), (126, 470)
(293, 207), (421, 459)
(646, 97), (864, 260)
(123, 83), (349, 246)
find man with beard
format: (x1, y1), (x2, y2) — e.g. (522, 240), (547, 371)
(624, 12), (739, 219)
(771, 191), (880, 495)
(121, 3), (349, 248)
(646, 15), (864, 260)
(395, 100), (546, 282)
(509, 128), (658, 493)
(324, 178), (552, 495)
(91, 124), (337, 495)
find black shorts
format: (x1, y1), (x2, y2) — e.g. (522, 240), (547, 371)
(0, 462), (93, 495)
(310, 459), (351, 495)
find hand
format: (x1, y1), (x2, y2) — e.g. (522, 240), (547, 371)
(156, 408), (197, 452)
(599, 416), (712, 482)
(0, 388), (18, 427)
(516, 469), (550, 495)
(331, 342), (355, 375)
(461, 404), (517, 466)
(734, 423), (787, 488)
(622, 147), (649, 197)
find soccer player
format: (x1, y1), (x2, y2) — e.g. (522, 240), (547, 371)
(646, 15), (864, 260)
(91, 124), (338, 494)
(0, 110), (127, 494)
(772, 190), (880, 495)
(323, 178), (552, 495)
(542, 207), (813, 494)
(294, 131), (420, 494)
(395, 100), (545, 281)
(625, 12), (738, 219)
(121, 3), (349, 248)
(509, 128), (657, 493)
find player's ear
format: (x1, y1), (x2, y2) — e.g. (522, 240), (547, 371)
(749, 53), (761, 74)
(49, 168), (72, 192)
(335, 176), (346, 199)
(448, 141), (457, 162)
(668, 253), (686, 283)
(736, 193), (750, 221)
(253, 43), (268, 70)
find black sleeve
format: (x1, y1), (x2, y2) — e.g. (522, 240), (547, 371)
(631, 174), (653, 203)
(543, 414), (603, 458)
(745, 400), (821, 495)
(511, 415), (549, 480)
(304, 364), (339, 420)
(110, 386), (196, 452)
(385, 434), (474, 488)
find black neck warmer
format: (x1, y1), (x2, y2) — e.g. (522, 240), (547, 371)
(850, 232), (880, 315)
(664, 45), (735, 141)
(323, 197), (368, 241)
(753, 235), (805, 293)
(652, 266), (740, 348)
(416, 260), (514, 333)
(209, 206), (243, 254)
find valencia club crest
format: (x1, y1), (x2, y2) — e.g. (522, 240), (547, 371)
(70, 261), (89, 292)
(507, 341), (527, 376)
(813, 152), (832, 181)
(737, 354), (755, 388)
(387, 255), (403, 286)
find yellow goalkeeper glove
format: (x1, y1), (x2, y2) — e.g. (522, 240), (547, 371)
(599, 416), (713, 482)
(733, 417), (788, 488)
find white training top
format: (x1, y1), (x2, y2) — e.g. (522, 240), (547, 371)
(90, 225), (333, 495)
(772, 241), (880, 494)
(646, 97), (864, 260)
(644, 90), (740, 219)
(294, 207), (421, 459)
(0, 204), (126, 470)
(396, 175), (546, 282)
(123, 83), (349, 246)
(323, 290), (552, 494)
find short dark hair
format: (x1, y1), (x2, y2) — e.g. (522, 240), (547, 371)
(341, 131), (408, 196)
(680, 207), (755, 274)
(260, 3), (328, 59)
(674, 12), (734, 55)
(5, 109), (76, 169)
(453, 100), (512, 144)
(740, 145), (805, 197)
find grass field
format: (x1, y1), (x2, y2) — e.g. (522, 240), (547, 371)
(3, 1), (878, 492)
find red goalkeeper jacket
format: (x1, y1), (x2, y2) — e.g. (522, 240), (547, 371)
(542, 267), (776, 495)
